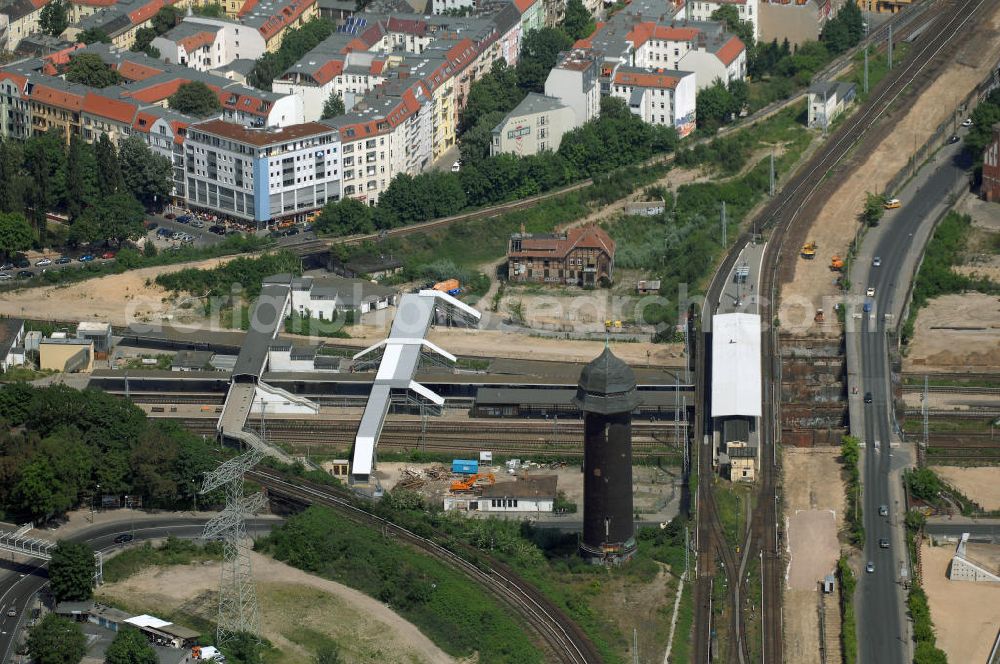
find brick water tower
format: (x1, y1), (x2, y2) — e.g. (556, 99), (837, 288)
(575, 346), (639, 564)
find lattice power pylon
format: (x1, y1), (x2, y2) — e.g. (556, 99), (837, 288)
(200, 446), (267, 646)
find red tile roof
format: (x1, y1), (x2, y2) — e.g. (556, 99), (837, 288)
(82, 92), (137, 124)
(128, 0), (170, 25)
(715, 35), (745, 66)
(513, 0), (535, 13)
(29, 83), (85, 111)
(123, 78), (187, 103)
(178, 31), (217, 52)
(131, 109), (159, 133)
(116, 59), (165, 81)
(70, 0), (117, 6)
(312, 59), (344, 85)
(41, 43), (85, 75)
(243, 0), (314, 41)
(627, 22), (700, 48)
(613, 70), (680, 89)
(510, 225), (615, 259)
(192, 118), (332, 146)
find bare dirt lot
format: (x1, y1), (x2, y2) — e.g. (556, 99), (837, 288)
(97, 553), (457, 664)
(921, 541), (1000, 664)
(930, 466), (1000, 510)
(0, 256), (237, 326)
(781, 448), (847, 664)
(780, 3), (1000, 336)
(903, 292), (1000, 372)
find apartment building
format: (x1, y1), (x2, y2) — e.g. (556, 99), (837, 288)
(610, 67), (696, 137)
(683, 0), (760, 41)
(545, 49), (601, 126)
(63, 0), (175, 51)
(237, 0), (318, 52)
(759, 0), (833, 47)
(0, 70), (30, 139)
(81, 91), (139, 143)
(185, 119), (341, 223)
(982, 123), (1000, 204)
(0, 0), (45, 53)
(491, 92), (573, 156)
(152, 17), (268, 71)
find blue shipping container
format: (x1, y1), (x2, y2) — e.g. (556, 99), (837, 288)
(452, 459), (478, 474)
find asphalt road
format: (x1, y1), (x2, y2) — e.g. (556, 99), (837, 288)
(0, 516), (279, 664)
(855, 133), (972, 664)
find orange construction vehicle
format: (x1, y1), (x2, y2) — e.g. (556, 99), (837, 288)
(830, 255), (844, 271)
(450, 473), (496, 492)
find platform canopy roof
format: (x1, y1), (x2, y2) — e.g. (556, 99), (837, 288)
(711, 313), (762, 418)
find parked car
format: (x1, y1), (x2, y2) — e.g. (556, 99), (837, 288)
(864, 392), (873, 404)
(55, 256), (72, 264)
(157, 228), (173, 237)
(961, 118), (973, 127)
(113, 533), (134, 544)
(35, 257), (52, 267)
(303, 223), (313, 232)
(176, 215), (192, 224)
(164, 213), (176, 219)
(145, 221), (159, 230)
(285, 227), (299, 236)
(451, 160), (461, 172)
(16, 270), (33, 278)
(209, 225), (226, 235)
(0, 272), (12, 280)
(883, 198), (901, 210)
(191, 220), (205, 228)
(101, 251), (116, 260)
(78, 254), (95, 262)
(863, 300), (872, 313)
(948, 134), (960, 144)
(0, 263), (13, 271)
(15, 258), (29, 268)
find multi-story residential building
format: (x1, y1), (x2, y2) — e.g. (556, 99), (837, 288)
(683, 0), (759, 41)
(0, 0), (45, 52)
(27, 77), (88, 142)
(545, 49), (601, 126)
(507, 225), (616, 287)
(855, 0), (911, 14)
(409, 53), (457, 161)
(63, 0), (176, 51)
(133, 105), (191, 200)
(610, 66), (696, 137)
(515, 0), (543, 34)
(152, 17), (268, 71)
(491, 92), (573, 156)
(237, 0), (318, 52)
(0, 70), (30, 139)
(677, 22), (746, 88)
(758, 0), (833, 47)
(81, 91), (139, 142)
(185, 119), (341, 224)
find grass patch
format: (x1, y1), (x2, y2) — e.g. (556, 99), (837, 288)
(712, 484), (748, 549)
(103, 536), (223, 584)
(837, 556), (857, 664)
(841, 435), (864, 546)
(838, 43), (910, 103)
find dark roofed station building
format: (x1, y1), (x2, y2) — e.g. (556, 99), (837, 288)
(575, 346), (638, 564)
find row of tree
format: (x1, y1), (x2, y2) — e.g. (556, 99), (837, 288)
(0, 384), (220, 523)
(314, 96), (679, 237)
(0, 127), (172, 255)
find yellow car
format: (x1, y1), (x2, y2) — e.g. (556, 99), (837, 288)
(883, 198), (901, 210)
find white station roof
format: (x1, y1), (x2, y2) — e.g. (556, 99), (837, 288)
(711, 313), (762, 418)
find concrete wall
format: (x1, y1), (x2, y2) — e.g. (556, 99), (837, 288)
(759, 1), (828, 48)
(40, 341), (93, 372)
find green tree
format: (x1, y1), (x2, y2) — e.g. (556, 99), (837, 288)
(695, 80), (737, 131)
(119, 135), (172, 210)
(516, 27), (573, 93)
(0, 211), (33, 258)
(913, 642), (948, 664)
(821, 2), (864, 55)
(151, 5), (180, 34)
(12, 458), (67, 522)
(73, 192), (146, 246)
(248, 18), (336, 91)
(49, 541), (96, 602)
(105, 627), (157, 664)
(130, 27), (157, 53)
(78, 27), (111, 44)
(193, 3), (226, 17)
(64, 136), (100, 220)
(65, 53), (123, 88)
(168, 81), (221, 116)
(39, 0), (69, 37)
(26, 614), (86, 664)
(459, 110), (505, 164)
(460, 60), (524, 132)
(562, 0), (594, 41)
(315, 197), (374, 236)
(710, 5), (754, 49)
(23, 131), (67, 232)
(222, 632), (266, 664)
(862, 192), (885, 227)
(95, 133), (124, 198)
(0, 138), (28, 213)
(321, 91), (345, 119)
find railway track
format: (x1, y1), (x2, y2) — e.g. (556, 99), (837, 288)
(688, 0), (981, 661)
(249, 468), (603, 664)
(901, 385), (1000, 395)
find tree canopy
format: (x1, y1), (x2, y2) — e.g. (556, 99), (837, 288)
(39, 0), (68, 37)
(249, 18), (336, 90)
(168, 81), (222, 116)
(26, 614), (86, 664)
(321, 91), (345, 119)
(49, 541), (96, 602)
(562, 0), (594, 41)
(151, 5), (181, 34)
(711, 5), (754, 50)
(119, 135), (173, 211)
(820, 2), (864, 55)
(65, 53), (123, 88)
(0, 211), (33, 258)
(314, 197), (374, 236)
(78, 28), (111, 44)
(105, 628), (157, 664)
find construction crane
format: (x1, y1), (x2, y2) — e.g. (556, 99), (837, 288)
(450, 473), (496, 492)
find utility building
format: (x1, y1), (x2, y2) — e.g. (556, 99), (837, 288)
(575, 347), (639, 564)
